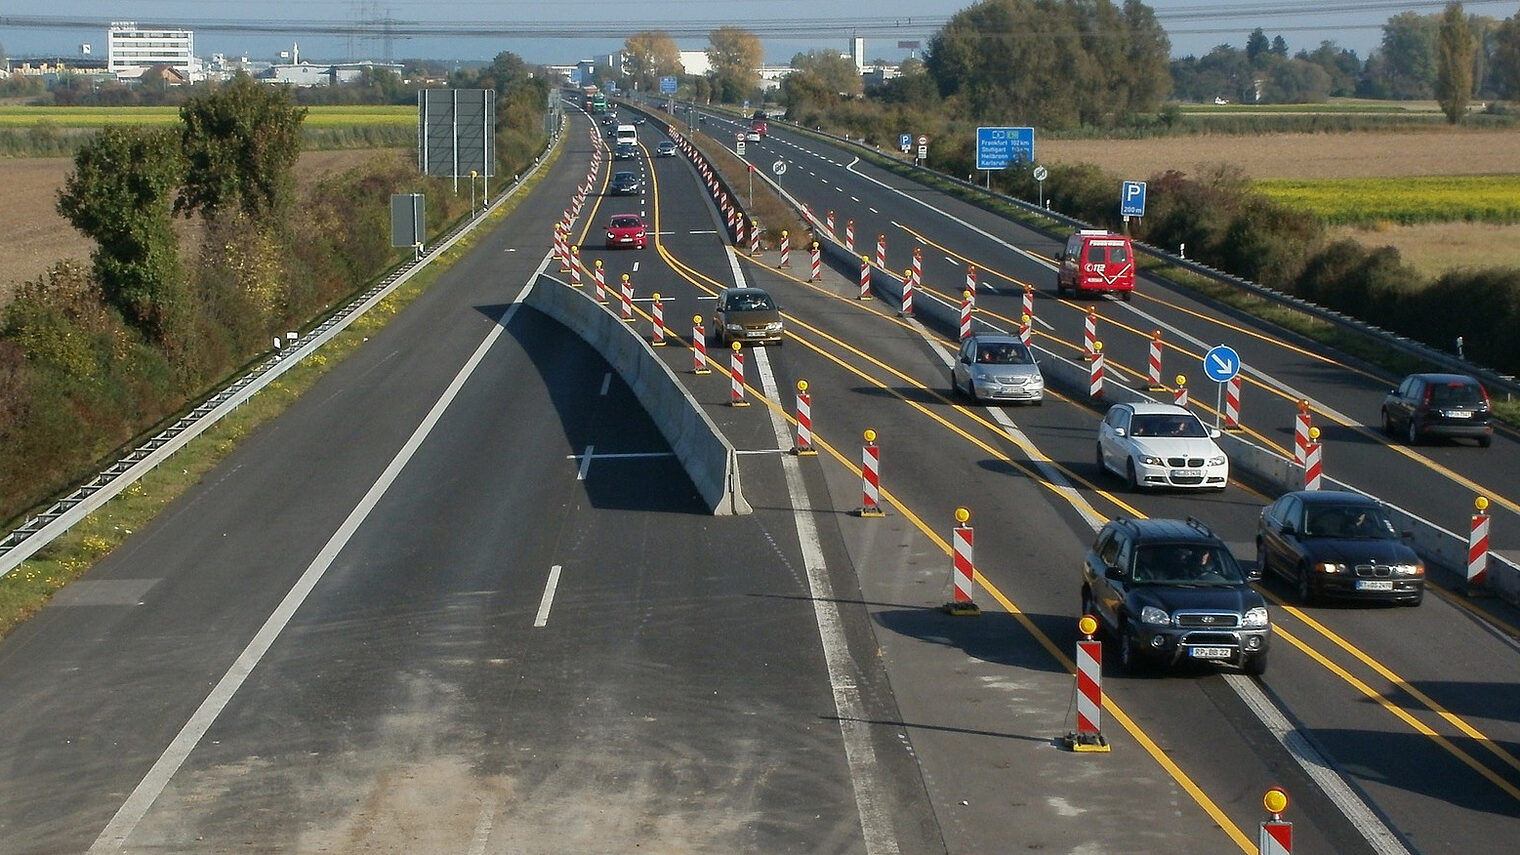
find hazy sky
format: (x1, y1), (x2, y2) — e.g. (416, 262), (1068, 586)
(4, 1), (1518, 65)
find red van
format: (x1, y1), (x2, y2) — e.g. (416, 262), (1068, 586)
(1056, 229), (1135, 300)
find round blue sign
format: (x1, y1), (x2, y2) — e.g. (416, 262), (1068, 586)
(1202, 345), (1241, 383)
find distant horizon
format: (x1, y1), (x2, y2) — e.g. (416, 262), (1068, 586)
(5, 1), (1520, 69)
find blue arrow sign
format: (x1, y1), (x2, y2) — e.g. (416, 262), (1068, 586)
(1202, 345), (1241, 383)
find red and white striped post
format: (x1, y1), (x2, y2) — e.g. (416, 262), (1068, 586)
(911, 246), (923, 292)
(794, 380), (817, 456)
(1294, 400), (1312, 466)
(692, 315), (711, 374)
(959, 290), (974, 340)
(619, 273), (634, 322)
(943, 508), (981, 616)
(1019, 313), (1032, 347)
(858, 255), (873, 300)
(900, 268), (915, 317)
(858, 429), (885, 517)
(1224, 374), (1244, 431)
(1089, 341), (1105, 399)
(966, 264), (977, 300)
(593, 260), (606, 302)
(1146, 330), (1166, 391)
(1259, 789), (1292, 855)
(810, 241), (822, 281)
(1083, 306), (1098, 360)
(1064, 614), (1110, 751)
(778, 229), (791, 268)
(569, 246), (582, 287)
(735, 214), (746, 248)
(729, 343), (749, 407)
(845, 219), (855, 252)
(875, 234), (887, 269)
(1468, 495), (1491, 590)
(1022, 283), (1035, 322)
(1303, 427), (1323, 490)
(651, 293), (667, 346)
(554, 224), (569, 272)
(1174, 375), (1189, 408)
(826, 210), (836, 236)
(750, 216), (761, 255)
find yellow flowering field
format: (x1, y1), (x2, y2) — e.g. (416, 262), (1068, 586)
(1255, 175), (1520, 225)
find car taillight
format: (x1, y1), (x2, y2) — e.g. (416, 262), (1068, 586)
(1479, 384), (1491, 407)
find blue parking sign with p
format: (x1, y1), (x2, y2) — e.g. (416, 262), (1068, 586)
(1121, 181), (1147, 217)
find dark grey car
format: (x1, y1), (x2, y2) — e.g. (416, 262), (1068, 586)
(1257, 490), (1424, 605)
(711, 287), (783, 346)
(1381, 372), (1492, 447)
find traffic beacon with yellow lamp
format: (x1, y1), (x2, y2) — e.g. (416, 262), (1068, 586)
(1062, 614), (1111, 752)
(1259, 787), (1291, 854)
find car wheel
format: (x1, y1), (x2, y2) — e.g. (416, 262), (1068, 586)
(1242, 653), (1268, 676)
(950, 372), (962, 398)
(1479, 434), (1492, 448)
(1125, 459), (1141, 492)
(1122, 290), (1133, 302)
(1402, 591), (1424, 607)
(1080, 588), (1099, 625)
(1382, 410), (1396, 437)
(1296, 563), (1317, 605)
(1255, 538), (1270, 578)
(1407, 418), (1420, 446)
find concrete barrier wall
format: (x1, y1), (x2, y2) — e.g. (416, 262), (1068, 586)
(524, 278), (751, 515)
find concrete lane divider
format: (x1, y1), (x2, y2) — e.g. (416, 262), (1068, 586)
(525, 278), (752, 516)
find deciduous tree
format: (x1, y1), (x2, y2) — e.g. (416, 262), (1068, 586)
(176, 74), (307, 222)
(624, 31), (682, 93)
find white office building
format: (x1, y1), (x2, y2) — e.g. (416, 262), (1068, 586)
(107, 21), (197, 81)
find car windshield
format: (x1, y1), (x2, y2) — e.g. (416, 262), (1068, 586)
(1132, 545), (1245, 585)
(975, 343), (1031, 365)
(1130, 414), (1207, 438)
(727, 292), (775, 311)
(611, 216), (642, 229)
(1304, 505), (1395, 539)
(613, 172), (634, 182)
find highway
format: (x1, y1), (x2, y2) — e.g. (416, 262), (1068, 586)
(0, 102), (1516, 853)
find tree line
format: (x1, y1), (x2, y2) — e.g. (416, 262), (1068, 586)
(1, 57), (549, 524)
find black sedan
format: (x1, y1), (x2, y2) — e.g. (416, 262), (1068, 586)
(609, 170), (643, 195)
(1256, 490), (1424, 605)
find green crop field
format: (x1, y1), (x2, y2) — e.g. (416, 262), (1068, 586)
(0, 105), (414, 128)
(1255, 175), (1520, 225)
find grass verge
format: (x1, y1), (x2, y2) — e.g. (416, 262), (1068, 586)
(0, 138), (563, 640)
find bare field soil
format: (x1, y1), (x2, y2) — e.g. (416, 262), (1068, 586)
(0, 149), (405, 305)
(1040, 128), (1520, 180)
(1331, 222), (1520, 278)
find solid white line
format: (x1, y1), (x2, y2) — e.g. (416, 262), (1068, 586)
(599, 372), (612, 396)
(87, 249), (556, 855)
(566, 451), (674, 461)
(1227, 674), (1414, 855)
(577, 445), (595, 481)
(466, 796), (497, 855)
(724, 246), (898, 855)
(534, 565), (563, 627)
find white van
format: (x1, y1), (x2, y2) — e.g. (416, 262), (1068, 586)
(615, 124), (637, 146)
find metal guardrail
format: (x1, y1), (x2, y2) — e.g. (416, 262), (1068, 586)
(0, 125), (565, 579)
(764, 117), (1520, 402)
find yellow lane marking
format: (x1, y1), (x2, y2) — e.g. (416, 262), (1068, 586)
(1274, 623), (1520, 804)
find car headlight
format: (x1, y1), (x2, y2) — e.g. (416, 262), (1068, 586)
(1140, 455), (1164, 466)
(1392, 563), (1425, 577)
(1207, 455), (1227, 466)
(765, 321), (783, 331)
(1242, 606), (1270, 628)
(1139, 605), (1170, 626)
(726, 323), (743, 331)
(1316, 562), (1348, 574)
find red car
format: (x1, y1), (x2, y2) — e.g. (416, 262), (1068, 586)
(605, 214), (648, 249)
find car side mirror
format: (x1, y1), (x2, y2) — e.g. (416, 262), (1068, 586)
(1112, 427), (1127, 438)
(1055, 250), (1065, 261)
(1247, 566), (1263, 582)
(1208, 428), (1221, 439)
(1280, 523), (1297, 537)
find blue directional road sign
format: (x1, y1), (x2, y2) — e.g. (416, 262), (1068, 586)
(1121, 180), (1147, 218)
(1202, 345), (1241, 383)
(975, 127), (1034, 170)
(659, 76), (677, 94)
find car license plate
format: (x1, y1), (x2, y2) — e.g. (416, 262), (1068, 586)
(1171, 469), (1202, 478)
(1356, 580), (1394, 591)
(1445, 410), (1472, 418)
(1188, 646), (1232, 660)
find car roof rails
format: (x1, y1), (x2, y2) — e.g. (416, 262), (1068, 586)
(1185, 516), (1214, 537)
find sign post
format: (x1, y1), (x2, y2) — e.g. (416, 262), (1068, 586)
(1033, 165), (1048, 208)
(1202, 344), (1241, 430)
(916, 134), (929, 165)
